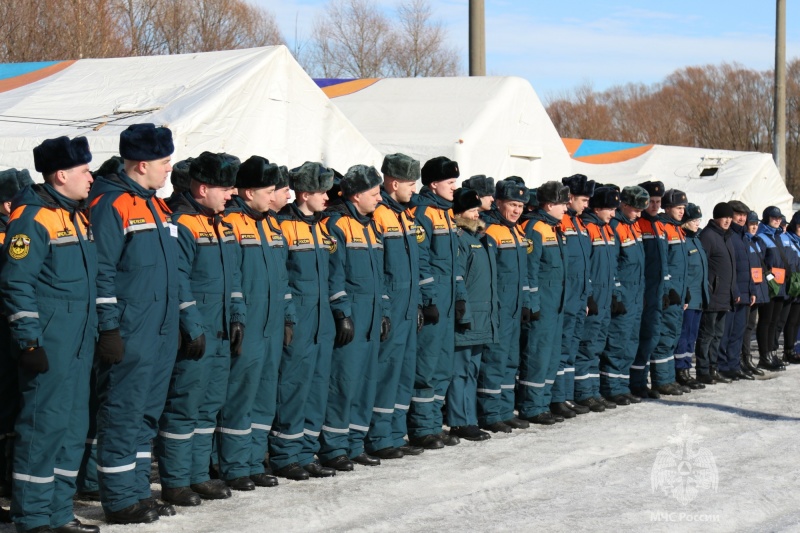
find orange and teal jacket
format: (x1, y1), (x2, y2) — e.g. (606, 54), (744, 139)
(636, 211), (670, 301)
(519, 210), (567, 313)
(481, 207), (529, 317)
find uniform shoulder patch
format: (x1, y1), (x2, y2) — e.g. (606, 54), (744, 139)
(416, 225), (425, 243)
(8, 234), (31, 260)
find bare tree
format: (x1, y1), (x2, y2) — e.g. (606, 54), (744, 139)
(388, 0), (458, 77)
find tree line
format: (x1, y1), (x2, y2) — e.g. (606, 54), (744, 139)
(545, 61), (800, 198)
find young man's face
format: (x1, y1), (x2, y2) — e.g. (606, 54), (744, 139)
(61, 164), (94, 201)
(568, 194), (590, 215)
(497, 199), (524, 223)
(430, 178), (457, 202)
(645, 196), (661, 216)
(304, 190), (329, 213)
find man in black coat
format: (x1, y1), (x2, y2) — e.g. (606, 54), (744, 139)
(695, 202), (740, 384)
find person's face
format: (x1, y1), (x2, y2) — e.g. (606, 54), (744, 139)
(497, 199), (524, 223)
(645, 196), (661, 216)
(716, 216), (732, 230)
(732, 211), (747, 225)
(61, 164), (94, 200)
(461, 207), (480, 221)
(430, 178), (457, 201)
(199, 184), (234, 213)
(666, 205), (685, 221)
(620, 204), (642, 222)
(769, 216), (782, 229)
(244, 186), (276, 213)
(685, 218), (700, 232)
(544, 202), (568, 219)
(394, 180), (417, 204)
(595, 206), (616, 224)
(270, 186), (291, 211)
(569, 194), (590, 215)
(352, 186), (382, 215)
(142, 157), (172, 190)
(304, 190), (329, 213)
(747, 222), (758, 235)
(479, 195), (493, 211)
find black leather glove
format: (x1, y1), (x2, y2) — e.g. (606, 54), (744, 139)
(587, 296), (599, 316)
(456, 321), (471, 333)
(380, 316), (391, 342)
(521, 307), (532, 324)
(668, 288), (681, 306)
(230, 322), (245, 356)
(417, 306), (424, 332)
(18, 346), (49, 374)
(685, 289), (691, 305)
(611, 296), (627, 316)
(333, 310), (355, 346)
(530, 310), (541, 321)
(284, 322), (294, 346)
(421, 304), (439, 325)
(662, 294), (670, 310)
(455, 300), (466, 322)
(96, 328), (125, 365)
(182, 333), (206, 360)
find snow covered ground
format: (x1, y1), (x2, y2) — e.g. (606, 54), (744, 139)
(4, 367), (800, 533)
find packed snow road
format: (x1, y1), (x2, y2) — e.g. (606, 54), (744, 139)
(4, 368), (800, 532)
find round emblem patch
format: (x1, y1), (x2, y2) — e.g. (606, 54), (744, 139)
(8, 234), (31, 260)
(415, 226), (425, 243)
(526, 238), (533, 254)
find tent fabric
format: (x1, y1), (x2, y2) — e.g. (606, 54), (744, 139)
(0, 46), (382, 194)
(320, 76), (574, 185)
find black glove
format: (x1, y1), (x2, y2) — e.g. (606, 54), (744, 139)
(421, 304), (439, 325)
(530, 310), (541, 321)
(333, 310), (355, 346)
(380, 316), (391, 342)
(611, 296), (627, 316)
(96, 328), (125, 365)
(182, 333), (206, 360)
(417, 306), (424, 332)
(662, 294), (670, 310)
(284, 322), (294, 346)
(587, 296), (599, 316)
(455, 300), (466, 322)
(230, 322), (245, 356)
(668, 288), (681, 306)
(18, 346), (49, 374)
(521, 307), (532, 324)
(685, 289), (692, 305)
(456, 321), (472, 333)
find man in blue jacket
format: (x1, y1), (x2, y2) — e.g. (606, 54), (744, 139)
(2, 136), (99, 533)
(89, 124), (179, 524)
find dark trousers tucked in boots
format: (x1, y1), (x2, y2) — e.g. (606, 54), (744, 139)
(695, 311), (728, 376)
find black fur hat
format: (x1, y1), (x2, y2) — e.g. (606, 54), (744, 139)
(341, 165), (382, 197)
(727, 200), (750, 215)
(171, 158), (193, 191)
(33, 136), (92, 174)
(119, 123), (174, 162)
(289, 162), (334, 193)
(662, 188), (688, 208)
(381, 153), (419, 182)
(682, 203), (703, 223)
(0, 168), (32, 203)
(589, 187), (621, 209)
(452, 188), (482, 214)
(638, 180), (665, 198)
(236, 156), (281, 189)
(276, 165), (290, 189)
(495, 178), (529, 203)
(189, 152), (240, 187)
(537, 181), (570, 205)
(421, 156), (459, 186)
(620, 185), (650, 210)
(462, 174), (495, 197)
(602, 183), (621, 193)
(93, 155), (123, 179)
(561, 174), (596, 197)
(527, 188), (539, 209)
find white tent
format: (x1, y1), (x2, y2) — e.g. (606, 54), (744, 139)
(0, 46), (382, 192)
(566, 138), (794, 220)
(320, 76), (573, 186)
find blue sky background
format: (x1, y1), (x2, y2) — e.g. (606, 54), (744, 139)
(252, 1), (799, 102)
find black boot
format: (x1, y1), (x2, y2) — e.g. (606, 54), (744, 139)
(716, 369), (739, 382)
(351, 453), (381, 466)
(307, 459), (340, 475)
(549, 402), (578, 418)
(783, 351), (800, 364)
(523, 412), (558, 425)
(274, 462), (310, 480)
(597, 397), (617, 409)
(53, 519), (100, 533)
(734, 368), (755, 381)
(574, 397), (605, 412)
(439, 431), (460, 446)
(677, 369), (705, 390)
(408, 434), (445, 450)
(711, 369), (732, 384)
(449, 425), (491, 441)
(249, 473), (279, 487)
(370, 447), (404, 460)
(105, 501), (161, 523)
(654, 382), (684, 396)
(742, 352), (765, 375)
(564, 400), (591, 414)
(226, 476), (256, 491)
(606, 394), (631, 406)
(481, 421), (512, 433)
(398, 444), (424, 455)
(503, 417), (531, 429)
(140, 497), (177, 517)
(190, 479), (231, 500)
(161, 486), (202, 507)
(623, 393), (643, 404)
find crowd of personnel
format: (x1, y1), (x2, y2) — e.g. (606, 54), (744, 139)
(0, 124), (796, 533)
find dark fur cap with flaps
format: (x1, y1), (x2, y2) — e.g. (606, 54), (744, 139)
(421, 156), (459, 186)
(381, 153), (419, 182)
(452, 188), (482, 215)
(620, 185), (649, 210)
(276, 166), (290, 189)
(662, 189), (688, 208)
(462, 174), (495, 196)
(33, 136), (92, 174)
(682, 203), (703, 223)
(495, 178), (529, 203)
(537, 181), (570, 205)
(93, 156), (123, 179)
(589, 187), (621, 209)
(119, 123), (174, 162)
(527, 188), (539, 209)
(561, 174), (596, 197)
(236, 156), (281, 189)
(171, 158), (193, 191)
(289, 162), (334, 193)
(189, 151), (240, 187)
(0, 168), (33, 203)
(638, 180), (665, 198)
(341, 165), (382, 197)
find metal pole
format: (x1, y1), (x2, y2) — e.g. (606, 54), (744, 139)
(773, 0), (786, 180)
(469, 0), (485, 76)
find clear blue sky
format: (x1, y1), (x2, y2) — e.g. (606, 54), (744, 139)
(253, 0), (799, 102)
